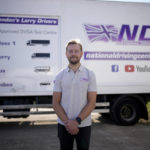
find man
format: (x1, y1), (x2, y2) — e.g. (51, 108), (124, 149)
(53, 39), (97, 150)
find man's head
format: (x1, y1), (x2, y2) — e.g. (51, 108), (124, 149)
(66, 40), (83, 65)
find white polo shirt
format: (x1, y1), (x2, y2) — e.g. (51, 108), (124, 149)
(53, 65), (97, 127)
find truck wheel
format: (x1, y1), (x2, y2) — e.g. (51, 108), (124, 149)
(111, 98), (140, 126)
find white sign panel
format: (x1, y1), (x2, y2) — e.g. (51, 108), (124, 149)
(0, 15), (60, 96)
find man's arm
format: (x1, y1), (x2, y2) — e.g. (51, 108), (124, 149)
(52, 92), (68, 123)
(66, 91), (96, 133)
(77, 70), (97, 121)
(78, 91), (97, 121)
(53, 92), (79, 135)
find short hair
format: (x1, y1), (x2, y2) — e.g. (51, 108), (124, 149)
(66, 39), (83, 51)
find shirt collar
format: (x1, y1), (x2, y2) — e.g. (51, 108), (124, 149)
(66, 67), (70, 72)
(66, 64), (83, 72)
(78, 65), (83, 72)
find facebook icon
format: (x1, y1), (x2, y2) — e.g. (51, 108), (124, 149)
(112, 65), (119, 72)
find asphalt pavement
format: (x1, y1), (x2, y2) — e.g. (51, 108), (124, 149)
(0, 113), (150, 150)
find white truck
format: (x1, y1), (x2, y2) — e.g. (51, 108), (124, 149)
(0, 0), (150, 125)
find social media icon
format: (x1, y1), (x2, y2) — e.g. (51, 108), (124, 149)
(125, 65), (135, 72)
(112, 65), (119, 72)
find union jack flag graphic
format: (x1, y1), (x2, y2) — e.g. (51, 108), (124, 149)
(84, 24), (119, 42)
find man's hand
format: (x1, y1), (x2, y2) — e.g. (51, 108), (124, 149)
(65, 120), (79, 135)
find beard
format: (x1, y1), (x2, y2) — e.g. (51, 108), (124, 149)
(68, 56), (80, 65)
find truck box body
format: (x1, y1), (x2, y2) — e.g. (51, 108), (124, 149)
(0, 0), (150, 125)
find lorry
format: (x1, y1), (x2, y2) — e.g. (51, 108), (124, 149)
(0, 0), (150, 125)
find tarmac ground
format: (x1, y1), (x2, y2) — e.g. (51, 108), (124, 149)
(0, 113), (150, 150)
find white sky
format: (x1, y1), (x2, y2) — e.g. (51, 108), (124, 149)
(102, 0), (150, 3)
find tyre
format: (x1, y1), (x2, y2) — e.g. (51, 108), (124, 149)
(111, 97), (140, 126)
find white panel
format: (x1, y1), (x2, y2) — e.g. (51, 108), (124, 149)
(0, 14), (60, 95)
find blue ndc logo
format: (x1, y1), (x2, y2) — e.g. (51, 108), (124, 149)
(112, 65), (119, 72)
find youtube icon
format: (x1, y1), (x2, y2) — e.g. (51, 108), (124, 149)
(125, 65), (135, 72)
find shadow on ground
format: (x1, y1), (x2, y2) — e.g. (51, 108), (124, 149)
(92, 114), (150, 126)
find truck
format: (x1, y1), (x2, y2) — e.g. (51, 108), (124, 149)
(0, 0), (150, 125)
(27, 40), (50, 46)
